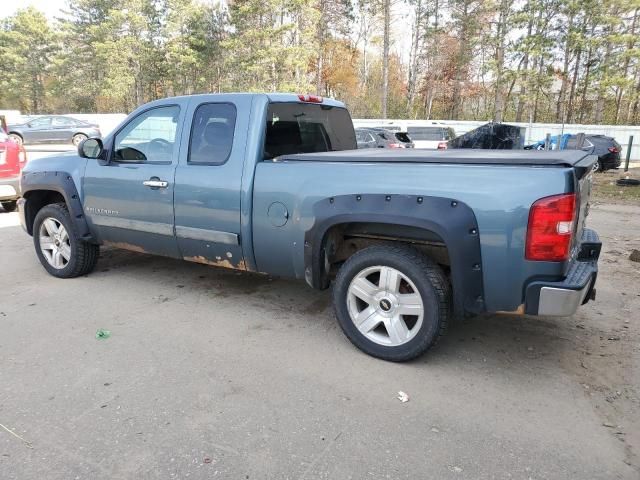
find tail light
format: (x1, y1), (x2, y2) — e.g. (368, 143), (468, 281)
(298, 94), (323, 103)
(437, 142), (447, 150)
(389, 143), (401, 148)
(608, 146), (619, 153)
(19, 145), (28, 167)
(525, 193), (576, 261)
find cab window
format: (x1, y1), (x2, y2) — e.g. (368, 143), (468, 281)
(28, 117), (52, 128)
(52, 117), (76, 127)
(188, 103), (237, 165)
(113, 106), (180, 163)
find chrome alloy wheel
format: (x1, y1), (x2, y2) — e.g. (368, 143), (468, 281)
(39, 217), (71, 269)
(347, 266), (424, 346)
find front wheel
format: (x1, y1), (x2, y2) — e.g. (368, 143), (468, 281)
(1, 201), (17, 212)
(332, 245), (451, 362)
(33, 203), (99, 278)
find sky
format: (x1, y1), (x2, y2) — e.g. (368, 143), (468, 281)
(1, 0), (68, 20)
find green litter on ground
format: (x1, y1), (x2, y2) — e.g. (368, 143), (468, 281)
(95, 329), (111, 340)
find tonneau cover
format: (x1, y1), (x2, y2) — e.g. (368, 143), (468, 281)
(277, 148), (594, 168)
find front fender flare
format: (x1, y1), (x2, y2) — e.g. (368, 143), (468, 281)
(21, 170), (93, 241)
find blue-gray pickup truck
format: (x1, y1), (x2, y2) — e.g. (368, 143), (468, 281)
(18, 93), (601, 361)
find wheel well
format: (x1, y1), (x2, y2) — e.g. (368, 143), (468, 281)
(320, 222), (451, 284)
(23, 190), (66, 235)
(8, 131), (22, 139)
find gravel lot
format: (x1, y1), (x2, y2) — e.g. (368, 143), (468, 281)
(0, 202), (638, 480)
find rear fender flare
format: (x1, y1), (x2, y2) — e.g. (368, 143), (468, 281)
(303, 194), (485, 317)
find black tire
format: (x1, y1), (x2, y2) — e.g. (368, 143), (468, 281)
(33, 203), (99, 278)
(72, 133), (88, 146)
(332, 245), (451, 362)
(616, 178), (640, 186)
(8, 133), (23, 146)
(1, 201), (17, 212)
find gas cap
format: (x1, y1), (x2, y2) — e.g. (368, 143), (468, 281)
(268, 202), (289, 227)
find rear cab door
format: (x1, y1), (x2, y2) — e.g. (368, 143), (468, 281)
(172, 94), (252, 269)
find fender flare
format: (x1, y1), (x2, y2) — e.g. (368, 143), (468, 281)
(303, 194), (485, 316)
(20, 170), (93, 241)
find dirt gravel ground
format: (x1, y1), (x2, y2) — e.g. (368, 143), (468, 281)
(0, 201), (638, 480)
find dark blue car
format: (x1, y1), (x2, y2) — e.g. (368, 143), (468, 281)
(8, 115), (101, 146)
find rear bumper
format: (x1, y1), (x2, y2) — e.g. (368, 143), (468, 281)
(0, 175), (20, 201)
(524, 229), (600, 316)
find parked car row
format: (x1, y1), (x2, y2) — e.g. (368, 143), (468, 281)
(524, 134), (622, 171)
(0, 128), (27, 211)
(1, 115), (104, 211)
(7, 115), (102, 146)
(356, 125), (455, 150)
(356, 124), (624, 172)
(355, 128), (414, 149)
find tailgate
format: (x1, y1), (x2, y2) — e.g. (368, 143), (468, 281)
(573, 154), (597, 254)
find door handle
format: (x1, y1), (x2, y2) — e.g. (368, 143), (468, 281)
(143, 178), (168, 189)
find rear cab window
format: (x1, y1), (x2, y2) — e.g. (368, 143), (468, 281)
(264, 103), (356, 159)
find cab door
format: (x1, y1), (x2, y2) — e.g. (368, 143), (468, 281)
(173, 95), (251, 269)
(83, 102), (188, 257)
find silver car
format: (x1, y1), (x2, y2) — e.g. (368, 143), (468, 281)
(8, 115), (101, 146)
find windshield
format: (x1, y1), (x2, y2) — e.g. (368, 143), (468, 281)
(264, 103), (356, 159)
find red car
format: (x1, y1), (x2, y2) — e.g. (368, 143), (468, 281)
(0, 118), (27, 212)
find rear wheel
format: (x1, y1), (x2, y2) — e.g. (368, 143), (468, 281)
(33, 203), (99, 278)
(8, 133), (23, 146)
(1, 201), (17, 212)
(72, 133), (88, 146)
(332, 245), (451, 362)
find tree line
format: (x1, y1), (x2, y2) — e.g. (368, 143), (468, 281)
(0, 0), (639, 124)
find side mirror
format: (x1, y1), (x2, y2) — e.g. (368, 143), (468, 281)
(78, 137), (104, 159)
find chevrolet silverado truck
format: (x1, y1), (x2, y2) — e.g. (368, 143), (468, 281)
(18, 93), (601, 361)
